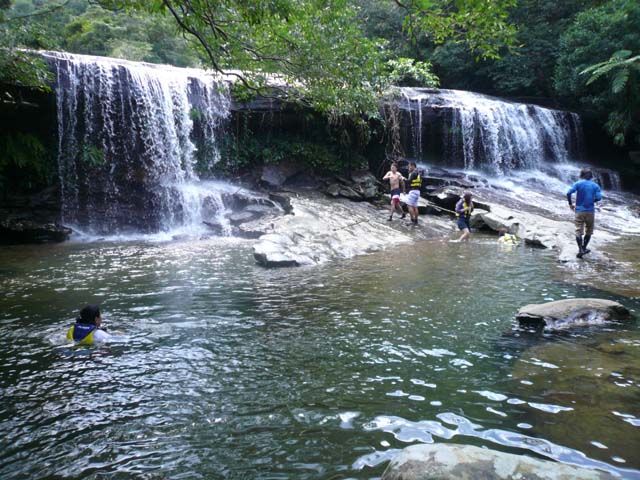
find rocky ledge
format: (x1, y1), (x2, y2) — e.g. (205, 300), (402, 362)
(382, 443), (616, 480)
(516, 298), (632, 329)
(252, 192), (418, 267)
(0, 218), (72, 244)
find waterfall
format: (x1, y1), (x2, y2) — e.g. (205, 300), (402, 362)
(399, 88), (584, 173)
(45, 51), (230, 235)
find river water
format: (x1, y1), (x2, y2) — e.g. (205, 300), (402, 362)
(1, 237), (639, 479)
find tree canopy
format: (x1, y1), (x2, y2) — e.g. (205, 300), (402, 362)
(2, 0), (639, 146)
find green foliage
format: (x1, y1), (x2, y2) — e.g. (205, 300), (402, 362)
(0, 132), (51, 190)
(102, 0), (517, 119)
(1, 1), (204, 67)
(0, 49), (52, 91)
(0, 1), (53, 92)
(399, 0), (518, 60)
(81, 143), (105, 167)
(220, 132), (355, 176)
(423, 0), (600, 97)
(387, 58), (439, 88)
(218, 111), (370, 176)
(555, 0), (640, 146)
(580, 50), (640, 145)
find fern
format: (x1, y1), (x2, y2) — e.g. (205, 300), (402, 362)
(611, 69), (629, 94)
(0, 133), (51, 190)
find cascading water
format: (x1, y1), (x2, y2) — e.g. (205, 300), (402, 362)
(399, 88), (584, 173)
(45, 51), (231, 235)
(397, 88), (640, 236)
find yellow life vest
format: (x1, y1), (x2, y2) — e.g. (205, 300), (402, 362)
(456, 201), (473, 218)
(499, 233), (518, 244)
(409, 173), (422, 190)
(67, 324), (97, 346)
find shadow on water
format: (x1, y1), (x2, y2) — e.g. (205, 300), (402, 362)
(0, 237), (639, 479)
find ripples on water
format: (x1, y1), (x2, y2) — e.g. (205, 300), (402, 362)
(0, 238), (639, 479)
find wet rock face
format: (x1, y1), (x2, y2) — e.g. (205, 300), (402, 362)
(516, 298), (631, 329)
(260, 162), (308, 189)
(252, 192), (418, 267)
(0, 219), (72, 244)
(382, 444), (616, 480)
(325, 170), (381, 201)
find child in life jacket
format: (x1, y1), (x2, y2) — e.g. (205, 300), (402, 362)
(67, 304), (112, 345)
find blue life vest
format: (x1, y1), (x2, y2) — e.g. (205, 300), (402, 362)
(67, 323), (97, 345)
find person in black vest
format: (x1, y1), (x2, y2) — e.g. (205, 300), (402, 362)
(405, 162), (422, 226)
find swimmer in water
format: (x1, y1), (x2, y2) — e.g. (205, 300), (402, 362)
(67, 304), (112, 345)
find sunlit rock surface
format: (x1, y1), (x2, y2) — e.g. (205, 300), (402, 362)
(470, 202), (617, 263)
(516, 298), (631, 329)
(253, 192), (453, 267)
(253, 194), (411, 267)
(382, 443), (616, 480)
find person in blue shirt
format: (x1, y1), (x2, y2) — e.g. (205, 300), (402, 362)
(566, 168), (602, 259)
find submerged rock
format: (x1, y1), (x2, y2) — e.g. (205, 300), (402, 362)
(382, 443), (615, 480)
(510, 330), (640, 469)
(516, 298), (631, 329)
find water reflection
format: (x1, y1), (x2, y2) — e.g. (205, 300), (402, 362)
(0, 238), (639, 479)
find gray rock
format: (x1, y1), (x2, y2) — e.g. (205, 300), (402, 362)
(325, 183), (363, 200)
(228, 210), (260, 225)
(382, 443), (616, 480)
(252, 193), (415, 268)
(260, 162), (305, 189)
(467, 202), (616, 262)
(350, 169), (381, 200)
(268, 193), (293, 214)
(516, 298), (631, 329)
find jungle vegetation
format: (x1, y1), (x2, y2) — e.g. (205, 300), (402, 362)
(1, 0), (639, 183)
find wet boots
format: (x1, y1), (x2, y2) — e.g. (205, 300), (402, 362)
(576, 234), (592, 259)
(583, 234), (591, 255)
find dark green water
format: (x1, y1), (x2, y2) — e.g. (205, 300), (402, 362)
(1, 238), (639, 479)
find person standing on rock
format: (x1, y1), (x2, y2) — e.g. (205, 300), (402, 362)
(567, 168), (602, 259)
(455, 192), (474, 241)
(405, 161), (422, 226)
(382, 163), (406, 221)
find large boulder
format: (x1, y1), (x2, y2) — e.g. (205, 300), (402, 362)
(350, 169), (381, 200)
(260, 162), (307, 189)
(325, 183), (364, 201)
(325, 170), (382, 201)
(253, 193), (415, 267)
(468, 202), (616, 262)
(382, 443), (616, 480)
(516, 298), (631, 329)
(0, 219), (72, 244)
